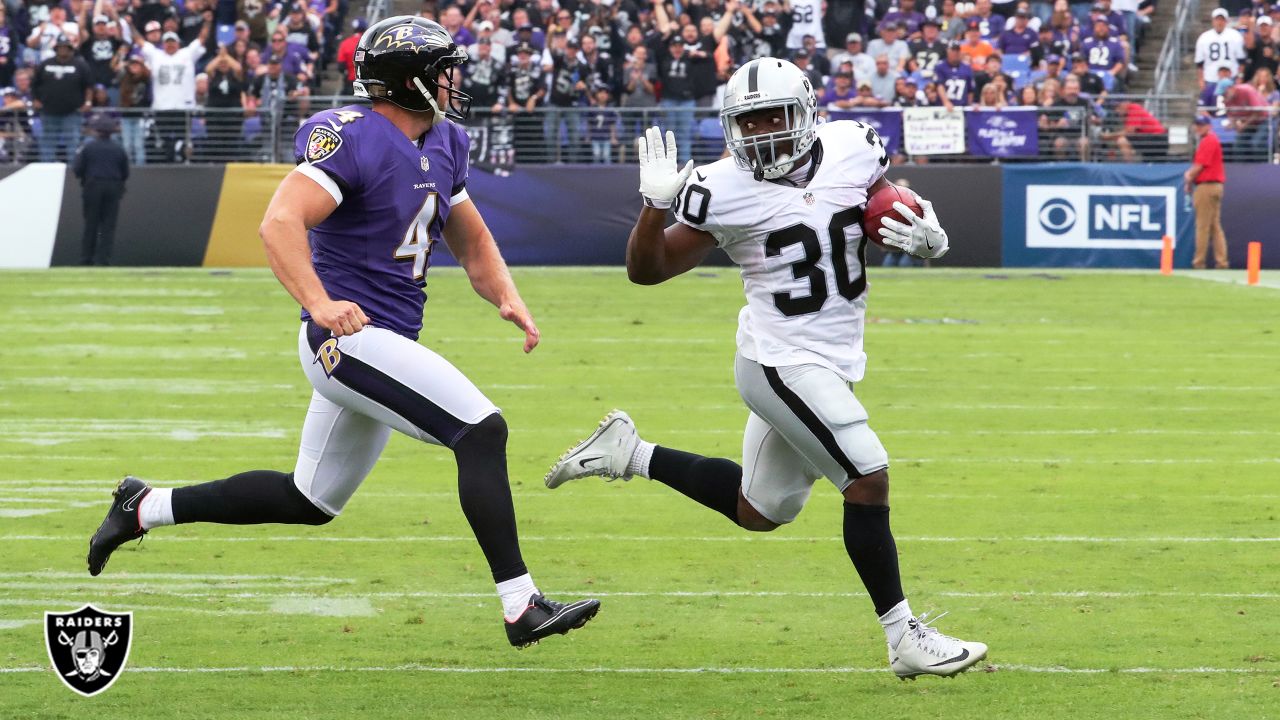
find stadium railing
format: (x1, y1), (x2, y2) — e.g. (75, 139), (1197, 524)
(1, 94), (1255, 166)
(1152, 0), (1201, 96)
(1195, 105), (1280, 163)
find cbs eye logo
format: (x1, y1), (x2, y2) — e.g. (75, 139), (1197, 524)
(1038, 199), (1076, 235)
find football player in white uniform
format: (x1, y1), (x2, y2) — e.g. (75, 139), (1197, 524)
(545, 58), (988, 678)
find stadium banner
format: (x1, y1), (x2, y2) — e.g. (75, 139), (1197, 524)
(965, 108), (1039, 158)
(51, 166), (224, 267)
(884, 165), (1004, 267)
(1001, 163), (1194, 268)
(1220, 163), (1280, 269)
(902, 107), (965, 156)
(0, 164), (66, 269)
(829, 109), (902, 156)
(204, 164), (292, 266)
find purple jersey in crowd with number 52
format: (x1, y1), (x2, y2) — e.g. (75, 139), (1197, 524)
(293, 104), (471, 340)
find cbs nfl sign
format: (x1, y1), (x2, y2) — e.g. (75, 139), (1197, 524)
(1026, 185), (1175, 250)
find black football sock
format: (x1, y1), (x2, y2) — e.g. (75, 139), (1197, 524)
(843, 502), (906, 616)
(453, 414), (529, 584)
(648, 446), (742, 525)
(171, 470), (333, 525)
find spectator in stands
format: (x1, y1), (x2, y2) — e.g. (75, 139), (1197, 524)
(1245, 14), (1278, 78)
(1108, 0), (1139, 43)
(268, 28), (313, 83)
(659, 34), (696, 161)
(33, 35), (91, 162)
(543, 34), (588, 162)
(1224, 76), (1271, 159)
(822, 70), (858, 109)
(910, 20), (947, 75)
(998, 8), (1040, 55)
(335, 18), (364, 96)
(137, 17), (210, 163)
(1004, 1), (1045, 30)
(470, 21), (505, 64)
(974, 53), (1015, 97)
(1099, 100), (1168, 160)
(1090, 0), (1127, 37)
(579, 33), (612, 98)
(180, 0), (211, 44)
(868, 21), (912, 71)
(884, 0), (928, 37)
(850, 78), (886, 107)
(754, 2), (790, 57)
(29, 5), (81, 61)
(935, 41), (976, 105)
(0, 5), (17, 89)
(440, 5), (473, 45)
(463, 37), (506, 113)
(799, 33), (830, 76)
(1049, 73), (1093, 158)
(1029, 52), (1066, 83)
(938, 0), (968, 41)
(81, 14), (126, 102)
(620, 45), (656, 108)
(978, 81), (1007, 106)
(973, 0), (1004, 40)
(135, 0), (180, 36)
(832, 33), (876, 82)
(960, 19), (997, 70)
(868, 53), (899, 101)
(203, 43), (244, 160)
(1048, 3), (1082, 53)
(279, 5), (319, 78)
(894, 74), (925, 105)
(1081, 17), (1125, 89)
(991, 0), (1021, 22)
(923, 79), (948, 105)
(72, 113), (127, 265)
(584, 85), (619, 164)
(140, 21), (164, 49)
(245, 52), (306, 124)
(507, 42), (545, 161)
(116, 54), (149, 165)
(1069, 53), (1107, 94)
(1185, 115), (1229, 269)
(792, 47), (825, 89)
(1018, 84), (1040, 105)
(1196, 8), (1247, 90)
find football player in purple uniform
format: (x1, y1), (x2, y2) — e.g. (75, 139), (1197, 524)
(87, 16), (600, 649)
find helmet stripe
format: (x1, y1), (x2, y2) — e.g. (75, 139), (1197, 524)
(747, 60), (760, 93)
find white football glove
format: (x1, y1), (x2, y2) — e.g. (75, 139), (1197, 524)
(878, 194), (950, 259)
(637, 125), (694, 209)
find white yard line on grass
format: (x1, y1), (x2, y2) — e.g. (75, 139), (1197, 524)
(0, 571), (355, 583)
(0, 663), (1270, 675)
(27, 589), (1271, 601)
(2, 534), (1277, 543)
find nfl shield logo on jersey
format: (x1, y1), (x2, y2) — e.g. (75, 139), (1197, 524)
(803, 192), (815, 205)
(421, 156), (430, 172)
(45, 605), (133, 697)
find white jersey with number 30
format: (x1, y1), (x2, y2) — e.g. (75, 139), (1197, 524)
(674, 120), (889, 382)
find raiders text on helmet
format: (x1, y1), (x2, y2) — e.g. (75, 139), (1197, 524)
(720, 58), (818, 181)
(354, 16), (472, 122)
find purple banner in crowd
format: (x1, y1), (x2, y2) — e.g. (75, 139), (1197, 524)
(829, 110), (902, 156)
(965, 108), (1039, 157)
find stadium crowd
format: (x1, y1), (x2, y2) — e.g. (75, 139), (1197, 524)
(0, 0), (1276, 163)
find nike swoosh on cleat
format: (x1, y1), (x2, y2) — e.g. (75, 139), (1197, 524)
(577, 457), (598, 469)
(926, 238), (935, 250)
(120, 487), (147, 513)
(929, 648), (969, 667)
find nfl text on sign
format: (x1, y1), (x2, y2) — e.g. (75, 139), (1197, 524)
(1025, 185), (1176, 250)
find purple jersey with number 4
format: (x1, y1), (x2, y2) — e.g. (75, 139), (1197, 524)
(293, 105), (471, 340)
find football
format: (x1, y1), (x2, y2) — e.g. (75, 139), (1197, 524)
(862, 183), (923, 248)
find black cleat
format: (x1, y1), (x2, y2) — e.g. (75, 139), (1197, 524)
(87, 476), (151, 576)
(504, 594), (601, 648)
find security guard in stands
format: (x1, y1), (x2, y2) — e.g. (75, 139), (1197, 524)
(72, 114), (130, 266)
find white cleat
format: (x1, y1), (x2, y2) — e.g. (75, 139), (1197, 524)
(889, 613), (988, 679)
(544, 410), (639, 489)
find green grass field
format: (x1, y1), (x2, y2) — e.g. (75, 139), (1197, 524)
(0, 267), (1277, 719)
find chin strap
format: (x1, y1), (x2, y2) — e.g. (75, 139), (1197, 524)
(752, 158), (765, 182)
(412, 76), (446, 125)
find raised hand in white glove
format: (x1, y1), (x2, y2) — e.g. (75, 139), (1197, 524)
(637, 125), (694, 209)
(878, 194), (949, 259)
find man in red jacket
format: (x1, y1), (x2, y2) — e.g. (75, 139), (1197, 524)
(1184, 115), (1228, 269)
(335, 18), (366, 96)
(1101, 100), (1168, 161)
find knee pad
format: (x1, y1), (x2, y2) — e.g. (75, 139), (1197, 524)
(454, 413), (508, 455)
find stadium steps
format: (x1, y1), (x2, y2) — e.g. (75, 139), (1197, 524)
(1128, 0), (1207, 96)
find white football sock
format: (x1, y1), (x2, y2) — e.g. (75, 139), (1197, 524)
(497, 573), (538, 621)
(627, 440), (656, 478)
(138, 487), (174, 530)
(880, 599), (914, 648)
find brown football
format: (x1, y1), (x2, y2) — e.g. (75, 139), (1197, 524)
(862, 183), (922, 248)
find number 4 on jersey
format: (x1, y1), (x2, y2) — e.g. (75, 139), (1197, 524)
(394, 193), (439, 283)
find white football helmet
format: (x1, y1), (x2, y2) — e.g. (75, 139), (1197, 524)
(720, 58), (818, 181)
